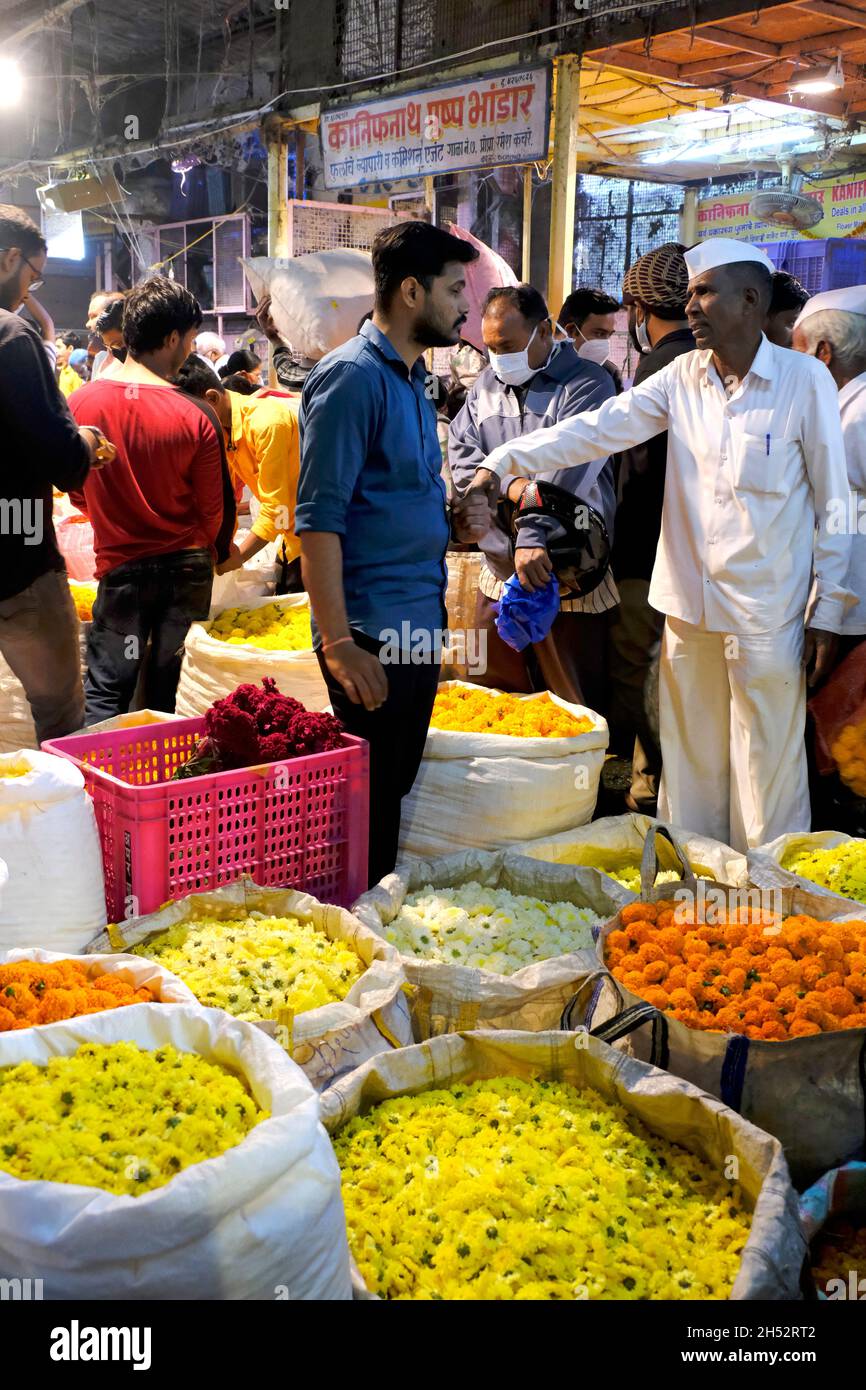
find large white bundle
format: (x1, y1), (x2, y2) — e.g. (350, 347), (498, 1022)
(175, 593), (329, 716)
(0, 1004), (352, 1299)
(86, 880), (413, 1092)
(0, 750), (106, 951)
(398, 681), (608, 859)
(242, 249), (373, 362)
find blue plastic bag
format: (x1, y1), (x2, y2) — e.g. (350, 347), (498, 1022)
(494, 572), (559, 652)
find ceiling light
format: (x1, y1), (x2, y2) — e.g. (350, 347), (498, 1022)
(0, 57), (23, 109)
(736, 125), (815, 152)
(790, 56), (844, 96)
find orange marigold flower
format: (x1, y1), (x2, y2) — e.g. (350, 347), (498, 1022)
(642, 960), (668, 984)
(769, 960), (801, 989)
(636, 941), (666, 966)
(669, 988), (696, 1011)
(846, 973), (866, 1000)
(750, 980), (779, 1002)
(838, 1014), (866, 1030)
(666, 964), (690, 990)
(657, 927), (685, 956)
(789, 1018), (821, 1038)
(683, 933), (710, 957)
(606, 930), (631, 954)
(821, 986), (856, 1017)
(760, 1020), (788, 1041)
(640, 985), (670, 1010)
(621, 903), (656, 925)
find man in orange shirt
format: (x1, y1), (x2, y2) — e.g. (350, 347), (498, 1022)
(176, 357), (301, 591)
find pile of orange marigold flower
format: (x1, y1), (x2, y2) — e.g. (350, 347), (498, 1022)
(430, 687), (594, 738)
(604, 900), (866, 1041)
(0, 960), (157, 1031)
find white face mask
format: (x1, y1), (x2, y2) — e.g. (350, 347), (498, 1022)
(488, 323), (541, 387)
(635, 316), (652, 353)
(575, 326), (612, 366)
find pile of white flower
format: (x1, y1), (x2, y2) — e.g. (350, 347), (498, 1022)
(383, 881), (601, 975)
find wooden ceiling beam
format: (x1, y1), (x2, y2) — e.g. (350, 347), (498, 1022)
(678, 53), (795, 76)
(592, 48), (682, 81)
(779, 26), (866, 54)
(792, 1), (866, 26)
(697, 25), (782, 57)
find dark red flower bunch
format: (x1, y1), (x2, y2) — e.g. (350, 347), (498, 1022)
(175, 678), (344, 778)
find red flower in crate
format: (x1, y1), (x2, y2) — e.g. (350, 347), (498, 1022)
(173, 679), (345, 779)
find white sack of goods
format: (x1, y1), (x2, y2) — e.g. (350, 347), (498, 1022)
(513, 812), (750, 897)
(86, 879), (413, 1092)
(242, 249), (374, 362)
(0, 750), (106, 952)
(398, 680), (608, 859)
(352, 847), (623, 1038)
(175, 594), (329, 717)
(0, 1004), (352, 1299)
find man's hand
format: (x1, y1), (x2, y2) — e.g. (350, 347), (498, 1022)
(515, 545), (553, 593)
(80, 427), (117, 469)
(803, 627), (839, 688)
(466, 466), (500, 508)
(325, 641), (389, 711)
(216, 543), (243, 575)
(254, 293), (282, 345)
(452, 489), (493, 543)
(506, 478), (529, 504)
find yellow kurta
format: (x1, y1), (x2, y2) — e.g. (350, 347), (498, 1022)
(227, 393), (301, 562)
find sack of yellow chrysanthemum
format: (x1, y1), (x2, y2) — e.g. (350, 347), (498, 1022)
(749, 831), (866, 908)
(398, 680), (608, 859)
(321, 1030), (805, 1301)
(584, 871), (866, 1185)
(513, 811), (749, 897)
(0, 750), (106, 953)
(86, 877), (412, 1091)
(0, 1003), (352, 1298)
(175, 594), (330, 718)
(352, 847), (623, 1038)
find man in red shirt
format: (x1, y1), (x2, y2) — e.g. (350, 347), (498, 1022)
(69, 276), (235, 719)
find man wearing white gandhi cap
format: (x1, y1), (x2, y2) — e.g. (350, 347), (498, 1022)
(793, 285), (866, 648)
(466, 236), (853, 850)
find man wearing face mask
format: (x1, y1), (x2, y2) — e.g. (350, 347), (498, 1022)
(608, 243), (694, 815)
(559, 287), (623, 392)
(448, 283), (616, 709)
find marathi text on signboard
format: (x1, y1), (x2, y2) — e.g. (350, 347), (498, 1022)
(320, 67), (551, 190)
(696, 174), (866, 242)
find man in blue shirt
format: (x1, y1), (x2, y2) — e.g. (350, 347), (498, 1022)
(296, 221), (483, 884)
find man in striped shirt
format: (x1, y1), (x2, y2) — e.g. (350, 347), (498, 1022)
(448, 283), (617, 711)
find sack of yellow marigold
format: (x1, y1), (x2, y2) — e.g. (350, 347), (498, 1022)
(352, 848), (622, 1039)
(0, 750), (106, 953)
(514, 811), (749, 898)
(175, 594), (329, 719)
(0, 1003), (351, 1299)
(748, 831), (866, 909)
(398, 680), (609, 859)
(582, 879), (866, 1185)
(320, 1029), (804, 1300)
(799, 1160), (866, 1299)
(86, 878), (412, 1091)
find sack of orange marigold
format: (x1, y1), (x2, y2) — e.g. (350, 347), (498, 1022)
(320, 1029), (805, 1301)
(0, 947), (196, 1030)
(0, 1003), (351, 1298)
(799, 1161), (866, 1299)
(398, 680), (609, 859)
(581, 876), (866, 1185)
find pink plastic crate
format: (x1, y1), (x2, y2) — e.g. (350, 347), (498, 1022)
(43, 717), (370, 921)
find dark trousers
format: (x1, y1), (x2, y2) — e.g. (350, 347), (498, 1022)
(85, 548), (213, 723)
(471, 592), (610, 714)
(317, 630), (440, 888)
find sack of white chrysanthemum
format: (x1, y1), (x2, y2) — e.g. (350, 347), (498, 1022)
(352, 848), (624, 1039)
(0, 1003), (351, 1299)
(0, 750), (106, 952)
(321, 1030), (805, 1301)
(86, 878), (412, 1091)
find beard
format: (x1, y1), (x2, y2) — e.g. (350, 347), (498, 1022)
(414, 308), (466, 349)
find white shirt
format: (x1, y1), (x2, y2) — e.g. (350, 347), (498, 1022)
(484, 336), (853, 635)
(838, 371), (866, 634)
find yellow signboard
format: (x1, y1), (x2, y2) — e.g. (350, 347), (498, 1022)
(696, 175), (866, 242)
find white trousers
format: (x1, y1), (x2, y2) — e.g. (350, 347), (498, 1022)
(657, 614), (810, 852)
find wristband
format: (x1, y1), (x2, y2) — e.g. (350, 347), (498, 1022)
(321, 636), (354, 654)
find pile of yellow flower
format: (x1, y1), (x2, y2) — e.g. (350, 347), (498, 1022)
(334, 1076), (751, 1300)
(831, 721), (866, 796)
(208, 602), (313, 651)
(547, 847), (690, 893)
(69, 581), (97, 622)
(0, 1041), (264, 1195)
(0, 761), (30, 779)
(783, 840), (866, 903)
(131, 912), (364, 1020)
(430, 687), (593, 738)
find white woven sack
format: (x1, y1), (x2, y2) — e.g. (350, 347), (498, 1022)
(175, 593), (329, 716)
(85, 880), (413, 1092)
(398, 680), (608, 858)
(353, 848), (625, 1038)
(242, 250), (374, 361)
(749, 831), (866, 908)
(0, 750), (106, 952)
(0, 1003), (352, 1299)
(321, 1030), (805, 1301)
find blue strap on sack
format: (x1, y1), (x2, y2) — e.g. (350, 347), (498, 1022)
(494, 572), (559, 652)
(720, 1033), (750, 1112)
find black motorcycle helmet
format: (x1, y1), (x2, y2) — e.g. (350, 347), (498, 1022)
(504, 479), (611, 597)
